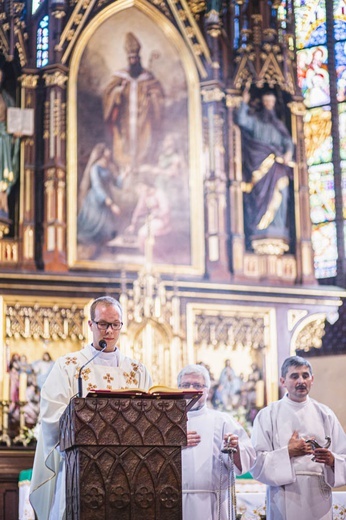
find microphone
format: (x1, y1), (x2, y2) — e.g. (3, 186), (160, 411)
(77, 340), (108, 397)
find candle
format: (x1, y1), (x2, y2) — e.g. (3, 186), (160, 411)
(3, 373), (10, 402)
(19, 373), (27, 402)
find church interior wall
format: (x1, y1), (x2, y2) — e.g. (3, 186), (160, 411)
(0, 1), (346, 500)
(308, 354), (346, 430)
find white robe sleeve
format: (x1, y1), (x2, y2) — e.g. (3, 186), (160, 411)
(250, 407), (295, 486)
(221, 414), (256, 476)
(29, 357), (74, 519)
(322, 410), (346, 488)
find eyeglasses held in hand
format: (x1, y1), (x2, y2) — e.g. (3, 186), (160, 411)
(179, 382), (207, 390)
(92, 320), (123, 331)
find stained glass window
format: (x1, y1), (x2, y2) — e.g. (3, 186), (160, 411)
(294, 0), (327, 49)
(294, 0), (346, 279)
(311, 223), (337, 279)
(304, 107), (332, 165)
(36, 15), (49, 68)
(32, 0), (42, 14)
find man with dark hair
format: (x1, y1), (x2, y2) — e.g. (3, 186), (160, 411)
(178, 363), (255, 519)
(250, 355), (346, 520)
(29, 295), (152, 520)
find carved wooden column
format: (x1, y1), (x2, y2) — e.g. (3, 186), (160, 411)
(42, 66), (68, 271)
(226, 91), (246, 281)
(201, 86), (230, 281)
(19, 72), (39, 270)
(289, 100), (316, 285)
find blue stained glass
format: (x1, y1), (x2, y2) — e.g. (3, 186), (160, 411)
(334, 19), (346, 41)
(308, 163), (335, 224)
(335, 41), (346, 69)
(311, 222), (337, 279)
(304, 106), (332, 165)
(339, 105), (346, 158)
(295, 1), (346, 280)
(336, 43), (346, 102)
(304, 23), (327, 47)
(36, 16), (49, 68)
(294, 1), (326, 49)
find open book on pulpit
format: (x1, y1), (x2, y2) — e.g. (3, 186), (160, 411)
(86, 385), (203, 410)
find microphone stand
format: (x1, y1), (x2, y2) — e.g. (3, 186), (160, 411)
(77, 340), (108, 397)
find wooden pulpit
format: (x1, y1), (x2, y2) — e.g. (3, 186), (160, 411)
(59, 394), (189, 519)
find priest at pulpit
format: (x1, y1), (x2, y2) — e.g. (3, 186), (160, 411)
(29, 295), (152, 520)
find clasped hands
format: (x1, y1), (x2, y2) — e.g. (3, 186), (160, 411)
(185, 431), (239, 451)
(288, 431), (334, 467)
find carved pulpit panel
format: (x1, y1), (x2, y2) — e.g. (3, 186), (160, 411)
(60, 397), (187, 519)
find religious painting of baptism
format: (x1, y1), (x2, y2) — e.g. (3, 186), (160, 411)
(67, 5), (204, 272)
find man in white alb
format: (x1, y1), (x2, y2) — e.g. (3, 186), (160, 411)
(29, 295), (152, 520)
(250, 355), (346, 520)
(178, 364), (255, 520)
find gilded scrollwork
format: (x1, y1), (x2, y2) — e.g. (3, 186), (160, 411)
(43, 71), (68, 88)
(5, 303), (86, 341)
(150, 0), (173, 19)
(225, 94), (242, 108)
(201, 87), (225, 103)
(167, 0), (211, 77)
(186, 0), (206, 18)
(193, 313), (266, 350)
(288, 101), (307, 117)
(293, 316), (326, 352)
(20, 75), (39, 89)
(0, 1), (28, 65)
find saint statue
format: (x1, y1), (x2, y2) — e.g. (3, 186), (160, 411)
(0, 68), (20, 226)
(234, 84), (294, 252)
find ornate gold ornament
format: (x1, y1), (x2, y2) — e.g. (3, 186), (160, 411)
(288, 101), (307, 117)
(0, 220), (10, 240)
(187, 0), (206, 18)
(201, 87), (225, 103)
(43, 71), (68, 87)
(251, 238), (289, 256)
(193, 313), (266, 350)
(167, 0), (211, 77)
(5, 303), (87, 341)
(20, 74), (39, 89)
(294, 317), (326, 352)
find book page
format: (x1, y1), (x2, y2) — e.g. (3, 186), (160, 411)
(86, 388), (202, 401)
(7, 107), (34, 136)
(148, 385), (182, 393)
(7, 107), (22, 134)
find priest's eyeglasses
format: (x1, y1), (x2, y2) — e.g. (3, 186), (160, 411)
(179, 383), (207, 390)
(92, 320), (123, 331)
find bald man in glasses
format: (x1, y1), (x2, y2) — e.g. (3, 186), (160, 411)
(30, 295), (152, 520)
(178, 364), (255, 520)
